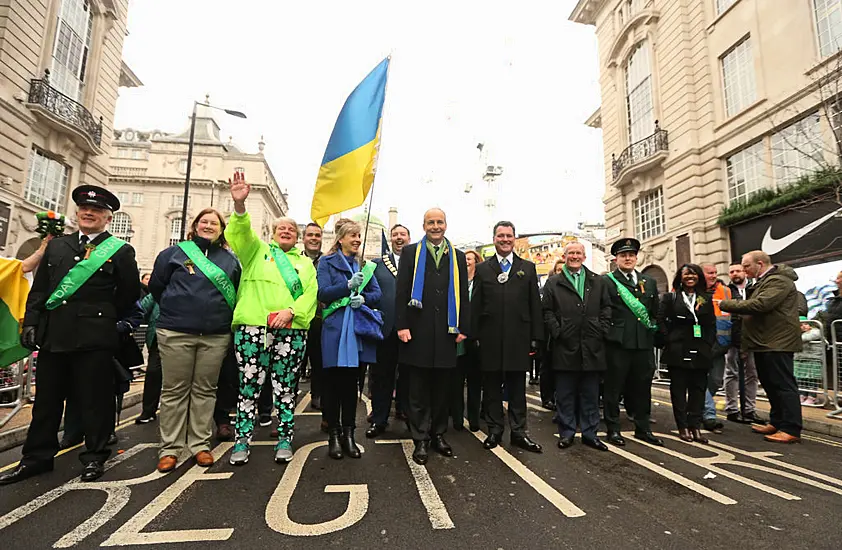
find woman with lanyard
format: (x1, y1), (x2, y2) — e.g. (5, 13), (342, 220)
(656, 263), (716, 443)
(451, 249), (483, 432)
(149, 208), (241, 472)
(317, 220), (382, 459)
(225, 173), (317, 465)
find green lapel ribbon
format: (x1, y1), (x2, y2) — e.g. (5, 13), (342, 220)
(45, 235), (127, 310)
(562, 265), (585, 300)
(177, 241), (237, 310)
(606, 272), (658, 331)
(323, 262), (377, 319)
(270, 244), (303, 301)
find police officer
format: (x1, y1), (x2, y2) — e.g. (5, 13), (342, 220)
(602, 238), (663, 447)
(0, 185), (140, 484)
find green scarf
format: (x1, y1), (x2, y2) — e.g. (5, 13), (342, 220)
(562, 265), (585, 300)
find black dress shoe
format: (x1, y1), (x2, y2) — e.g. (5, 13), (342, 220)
(81, 461), (105, 482)
(365, 424), (386, 438)
(557, 436), (574, 449)
(483, 433), (501, 450)
(328, 429), (344, 460)
(452, 421), (464, 432)
(0, 462), (53, 485)
(413, 440), (429, 465)
(135, 414), (156, 425)
(634, 431), (665, 446)
(742, 412), (766, 425)
(541, 401), (555, 411)
(582, 437), (608, 451)
(107, 433), (118, 446)
(702, 419), (724, 434)
(606, 432), (626, 446)
(468, 423), (480, 433)
(432, 435), (453, 457)
(511, 435), (542, 453)
(59, 437), (83, 450)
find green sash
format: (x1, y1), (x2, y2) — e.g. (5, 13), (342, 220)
(270, 245), (303, 301)
(45, 235), (127, 310)
(606, 272), (657, 331)
(323, 262), (377, 319)
(177, 241), (237, 310)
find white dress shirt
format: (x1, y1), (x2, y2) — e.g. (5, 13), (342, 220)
(619, 268), (637, 285)
(80, 231), (103, 245)
(496, 252), (514, 268)
(393, 252), (400, 272)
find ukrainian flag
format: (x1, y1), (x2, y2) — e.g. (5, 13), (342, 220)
(311, 57), (390, 228)
(0, 258), (30, 367)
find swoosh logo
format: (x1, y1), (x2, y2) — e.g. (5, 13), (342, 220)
(761, 207), (842, 256)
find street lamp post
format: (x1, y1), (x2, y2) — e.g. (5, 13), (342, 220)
(179, 99), (247, 240)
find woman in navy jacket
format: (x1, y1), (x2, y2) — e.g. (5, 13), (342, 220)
(149, 208), (241, 472)
(317, 220), (381, 460)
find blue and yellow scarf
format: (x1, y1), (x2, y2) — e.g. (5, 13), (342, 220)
(409, 236), (461, 334)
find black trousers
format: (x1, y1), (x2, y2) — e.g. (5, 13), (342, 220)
(214, 344), (239, 426)
(540, 350), (556, 404)
(395, 364), (409, 415)
(23, 350), (115, 466)
(405, 364), (451, 441)
(754, 352), (802, 437)
(604, 347), (654, 434)
(324, 368), (360, 429)
(370, 331), (399, 427)
(307, 323), (324, 399)
(451, 347), (482, 427)
(257, 369), (274, 418)
(668, 367), (707, 430)
(140, 343), (162, 418)
(483, 371), (527, 438)
(555, 371), (600, 440)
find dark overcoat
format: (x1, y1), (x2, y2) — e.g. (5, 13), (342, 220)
(395, 242), (470, 369)
(471, 254), (543, 372)
(24, 231), (140, 353)
(603, 269), (659, 350)
(542, 267), (611, 372)
(372, 252), (399, 336)
(656, 291), (716, 369)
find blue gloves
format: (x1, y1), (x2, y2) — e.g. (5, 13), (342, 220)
(347, 271), (365, 290)
(349, 294), (365, 309)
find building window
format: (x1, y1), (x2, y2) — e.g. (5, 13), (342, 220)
(627, 0), (644, 17)
(771, 112), (823, 185)
(625, 41), (655, 144)
(25, 148), (69, 212)
(50, 0), (92, 101)
(131, 149), (145, 160)
(814, 0), (842, 57)
(716, 0), (737, 15)
(117, 148), (129, 158)
(169, 218), (182, 246)
(633, 187), (665, 241)
(132, 192), (143, 205)
(171, 194), (191, 208)
(726, 141), (767, 203)
(117, 192), (129, 205)
(722, 37), (756, 117)
(111, 212), (132, 242)
(178, 159), (188, 173)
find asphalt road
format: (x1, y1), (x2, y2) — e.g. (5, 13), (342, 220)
(1, 382), (842, 550)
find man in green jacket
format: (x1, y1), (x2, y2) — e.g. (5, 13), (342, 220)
(720, 250), (803, 443)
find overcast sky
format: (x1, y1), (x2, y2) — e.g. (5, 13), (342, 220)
(114, 0), (604, 243)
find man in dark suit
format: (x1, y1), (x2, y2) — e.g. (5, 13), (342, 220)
(471, 221), (543, 452)
(366, 223), (410, 438)
(395, 208), (470, 465)
(602, 238), (663, 447)
(0, 185), (140, 485)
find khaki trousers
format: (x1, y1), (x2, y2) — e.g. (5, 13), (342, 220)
(157, 329), (230, 458)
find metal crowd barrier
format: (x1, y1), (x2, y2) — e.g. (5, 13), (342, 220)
(827, 319), (842, 420)
(0, 357), (31, 428)
(794, 319), (828, 407)
(131, 324), (149, 378)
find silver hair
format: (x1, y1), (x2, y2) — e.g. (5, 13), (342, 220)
(563, 241), (586, 255)
(271, 216), (299, 238)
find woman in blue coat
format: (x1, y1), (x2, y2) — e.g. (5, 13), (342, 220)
(317, 220), (381, 460)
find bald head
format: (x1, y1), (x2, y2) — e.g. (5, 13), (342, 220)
(423, 208), (447, 244)
(741, 250), (772, 279)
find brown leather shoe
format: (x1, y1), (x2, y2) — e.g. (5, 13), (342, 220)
(764, 432), (801, 444)
(751, 423), (777, 435)
(216, 423), (234, 441)
(157, 455), (177, 472)
(195, 451), (214, 467)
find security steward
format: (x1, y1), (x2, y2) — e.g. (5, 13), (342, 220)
(602, 238), (663, 447)
(0, 185), (140, 484)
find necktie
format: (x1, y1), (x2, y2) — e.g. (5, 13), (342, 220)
(80, 235), (89, 247)
(434, 245), (440, 255)
(501, 258), (510, 272)
(627, 273), (635, 285)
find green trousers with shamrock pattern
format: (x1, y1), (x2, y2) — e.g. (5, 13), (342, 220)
(233, 326), (307, 444)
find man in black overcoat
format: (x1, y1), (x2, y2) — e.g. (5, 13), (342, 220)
(471, 221), (543, 452)
(542, 242), (611, 451)
(395, 208), (470, 465)
(602, 238), (663, 447)
(0, 185), (140, 485)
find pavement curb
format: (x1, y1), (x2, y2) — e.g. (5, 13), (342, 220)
(0, 390), (144, 453)
(650, 386), (842, 439)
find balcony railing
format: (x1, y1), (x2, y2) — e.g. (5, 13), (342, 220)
(28, 74), (102, 147)
(612, 123), (669, 182)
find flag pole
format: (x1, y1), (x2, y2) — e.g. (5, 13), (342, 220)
(361, 53), (392, 261)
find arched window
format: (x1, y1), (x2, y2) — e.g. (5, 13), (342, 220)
(111, 212), (132, 242)
(169, 218), (182, 246)
(625, 41), (654, 144)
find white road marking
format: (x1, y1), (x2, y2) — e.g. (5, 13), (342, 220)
(377, 439), (454, 530)
(360, 393), (373, 416)
(102, 443), (235, 546)
(265, 440), (368, 536)
(468, 421), (586, 518)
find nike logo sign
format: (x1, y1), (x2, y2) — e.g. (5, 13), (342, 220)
(761, 207), (842, 256)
